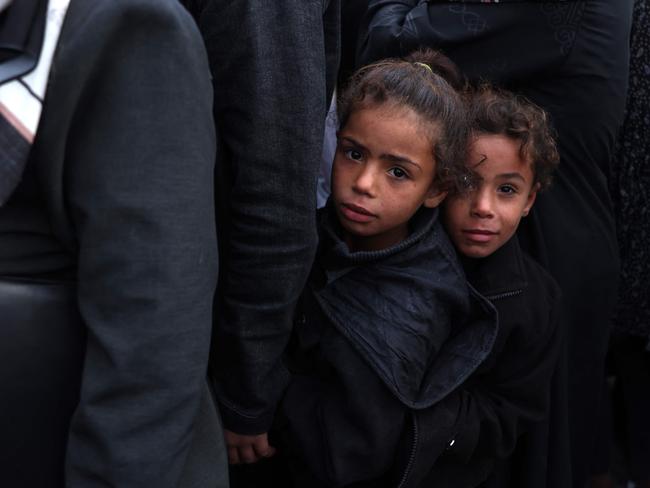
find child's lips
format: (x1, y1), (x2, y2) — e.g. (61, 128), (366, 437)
(462, 229), (497, 243)
(340, 203), (376, 223)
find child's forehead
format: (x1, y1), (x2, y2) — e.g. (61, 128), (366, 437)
(347, 101), (439, 141)
(470, 133), (531, 162)
(468, 133), (535, 177)
(357, 100), (418, 119)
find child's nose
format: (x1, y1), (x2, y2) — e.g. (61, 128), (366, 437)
(352, 165), (378, 196)
(470, 190), (494, 218)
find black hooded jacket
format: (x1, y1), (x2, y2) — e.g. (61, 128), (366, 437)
(280, 206), (561, 488)
(279, 205), (498, 487)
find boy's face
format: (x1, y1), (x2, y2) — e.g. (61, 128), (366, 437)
(443, 134), (538, 258)
(332, 104), (446, 252)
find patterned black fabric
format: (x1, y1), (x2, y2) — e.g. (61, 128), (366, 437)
(611, 0), (650, 339)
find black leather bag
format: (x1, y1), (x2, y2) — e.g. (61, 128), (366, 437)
(0, 278), (85, 486)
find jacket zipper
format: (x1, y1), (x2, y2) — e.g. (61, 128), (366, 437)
(485, 289), (523, 301)
(397, 413), (419, 488)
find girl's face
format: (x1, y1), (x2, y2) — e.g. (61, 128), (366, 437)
(332, 104), (446, 252)
(443, 134), (538, 258)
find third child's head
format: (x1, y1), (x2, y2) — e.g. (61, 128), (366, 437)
(443, 86), (559, 258)
(332, 50), (468, 252)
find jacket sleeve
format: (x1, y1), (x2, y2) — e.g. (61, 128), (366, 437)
(356, 0), (420, 66)
(356, 0), (573, 82)
(190, 0), (339, 434)
(60, 2), (218, 486)
(402, 288), (563, 488)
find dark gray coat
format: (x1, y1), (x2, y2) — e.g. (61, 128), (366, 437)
(183, 0), (341, 434)
(0, 0), (225, 486)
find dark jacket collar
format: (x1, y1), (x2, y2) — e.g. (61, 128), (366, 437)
(311, 204), (497, 408)
(461, 236), (528, 298)
(318, 200), (441, 281)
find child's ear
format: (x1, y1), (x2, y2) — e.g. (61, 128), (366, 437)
(423, 186), (448, 208)
(522, 182), (540, 217)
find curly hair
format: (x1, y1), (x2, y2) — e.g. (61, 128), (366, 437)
(337, 49), (469, 191)
(467, 85), (560, 191)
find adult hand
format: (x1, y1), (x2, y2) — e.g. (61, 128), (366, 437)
(224, 430), (276, 464)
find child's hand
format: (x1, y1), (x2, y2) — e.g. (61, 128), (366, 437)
(224, 430), (276, 464)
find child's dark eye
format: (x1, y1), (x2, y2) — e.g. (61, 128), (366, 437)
(387, 167), (408, 179)
(498, 184), (517, 195)
(345, 149), (363, 161)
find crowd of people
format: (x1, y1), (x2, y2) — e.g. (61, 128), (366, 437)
(0, 1), (647, 487)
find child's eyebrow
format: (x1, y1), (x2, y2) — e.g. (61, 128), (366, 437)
(339, 136), (366, 151)
(381, 153), (422, 170)
(495, 172), (527, 182)
(339, 136), (422, 170)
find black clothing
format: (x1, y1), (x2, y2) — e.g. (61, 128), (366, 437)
(357, 3), (631, 485)
(611, 0), (650, 339)
(183, 0), (341, 435)
(471, 238), (565, 488)
(0, 157), (72, 277)
(0, 0), (225, 486)
(606, 335), (650, 483)
(281, 208), (560, 488)
(339, 0), (368, 87)
(281, 212), (562, 488)
(0, 277), (84, 487)
(407, 237), (562, 488)
(281, 205), (498, 487)
(597, 2), (650, 483)
(0, 0), (45, 80)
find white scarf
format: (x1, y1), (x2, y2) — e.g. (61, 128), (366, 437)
(0, 0), (70, 205)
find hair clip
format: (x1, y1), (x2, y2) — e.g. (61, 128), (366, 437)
(414, 62), (433, 74)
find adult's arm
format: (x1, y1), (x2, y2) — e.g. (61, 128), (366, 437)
(356, 0), (589, 83)
(59, 1), (218, 486)
(189, 0), (339, 434)
(356, 0), (419, 65)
